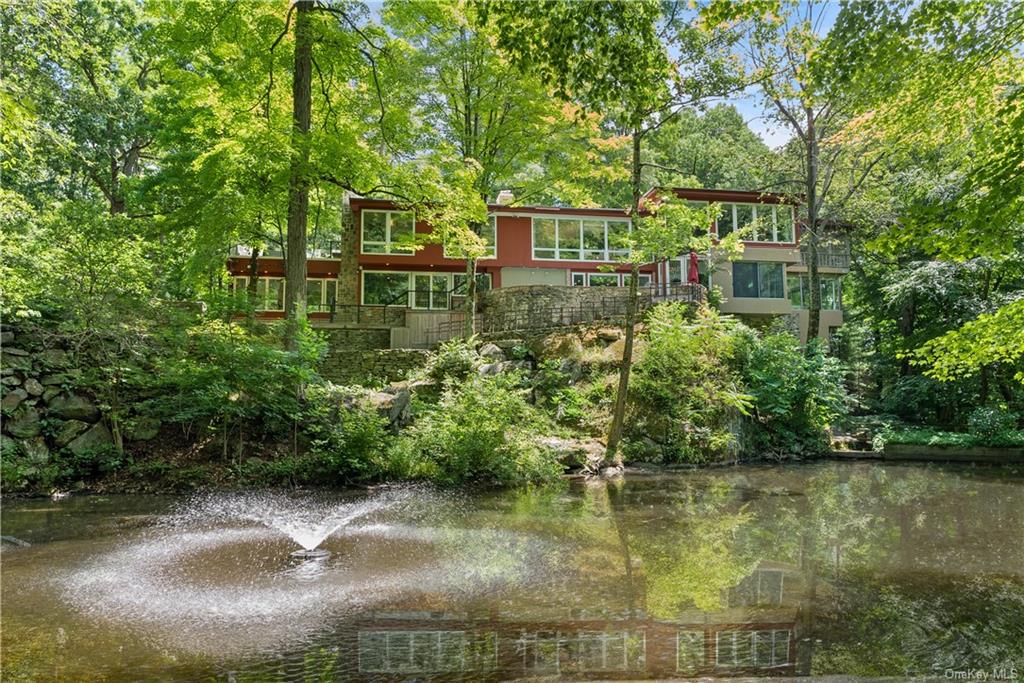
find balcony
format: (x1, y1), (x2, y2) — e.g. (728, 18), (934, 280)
(229, 241), (343, 260)
(799, 237), (850, 269)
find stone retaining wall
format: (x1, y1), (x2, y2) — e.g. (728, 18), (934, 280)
(320, 327), (391, 351)
(479, 285), (632, 316)
(319, 349), (429, 386)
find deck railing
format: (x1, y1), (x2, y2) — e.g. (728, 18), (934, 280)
(799, 239), (851, 269)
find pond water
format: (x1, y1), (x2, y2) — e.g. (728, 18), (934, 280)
(2, 461), (1023, 681)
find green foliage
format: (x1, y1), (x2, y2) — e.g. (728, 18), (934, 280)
(424, 336), (480, 384)
(531, 360), (585, 427)
(390, 373), (561, 486)
(877, 425), (1024, 450)
(966, 406), (1019, 441)
(735, 334), (849, 455)
(627, 304), (751, 462)
(296, 385), (392, 484)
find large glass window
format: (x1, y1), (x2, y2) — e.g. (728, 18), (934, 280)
(733, 262), (785, 298)
(716, 630), (791, 668)
(533, 217), (631, 261)
(362, 272), (409, 306)
(787, 274), (842, 309)
(452, 272), (492, 294)
(677, 631), (705, 672)
(444, 215), (497, 259)
(717, 203), (797, 243)
(361, 210), (415, 255)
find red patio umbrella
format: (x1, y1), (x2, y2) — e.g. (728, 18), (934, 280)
(688, 250), (700, 284)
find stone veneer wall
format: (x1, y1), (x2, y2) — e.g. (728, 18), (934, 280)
(320, 327), (391, 351)
(479, 285), (634, 315)
(336, 195), (359, 306)
(319, 349), (429, 386)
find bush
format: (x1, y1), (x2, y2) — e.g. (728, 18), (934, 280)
(966, 405), (1018, 439)
(389, 373), (562, 486)
(734, 333), (848, 455)
(297, 385), (392, 484)
(627, 304), (751, 463)
(425, 336), (480, 384)
(531, 359), (586, 426)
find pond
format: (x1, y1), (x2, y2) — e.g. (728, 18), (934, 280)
(2, 461), (1023, 681)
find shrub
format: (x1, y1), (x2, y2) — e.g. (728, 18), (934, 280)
(531, 360), (586, 426)
(627, 304), (751, 463)
(734, 333), (848, 455)
(390, 373), (562, 486)
(425, 336), (480, 384)
(298, 385), (392, 483)
(966, 405), (1019, 440)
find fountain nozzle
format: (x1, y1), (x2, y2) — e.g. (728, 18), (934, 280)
(290, 549), (330, 559)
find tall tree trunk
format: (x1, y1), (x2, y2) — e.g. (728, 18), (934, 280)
(284, 0), (314, 351)
(605, 130), (643, 464)
(805, 108), (822, 345)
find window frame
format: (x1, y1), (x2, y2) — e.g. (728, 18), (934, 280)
(732, 261), (786, 299)
(360, 209), (416, 255)
(531, 215), (632, 262)
(443, 214), (498, 260)
(716, 203), (797, 244)
(361, 270), (455, 310)
(570, 271), (652, 287)
(230, 276), (285, 311)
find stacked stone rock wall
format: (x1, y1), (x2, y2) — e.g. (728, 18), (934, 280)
(478, 285), (633, 316)
(319, 349), (429, 386)
(0, 326), (125, 482)
(321, 327), (390, 351)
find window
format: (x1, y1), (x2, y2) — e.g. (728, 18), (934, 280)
(677, 631), (705, 672)
(452, 273), (492, 295)
(733, 262), (784, 298)
(443, 215), (497, 259)
(716, 203), (796, 243)
(306, 279), (337, 312)
(362, 272), (409, 306)
(729, 569), (784, 607)
(787, 274), (842, 309)
(588, 273), (620, 287)
(570, 272), (651, 287)
(715, 630), (791, 669)
(532, 217), (631, 261)
(231, 276), (285, 311)
(358, 630), (496, 673)
(412, 273), (450, 310)
(361, 210), (415, 255)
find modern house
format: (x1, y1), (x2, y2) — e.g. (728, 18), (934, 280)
(226, 188), (849, 347)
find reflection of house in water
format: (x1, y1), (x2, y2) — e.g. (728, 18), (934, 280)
(349, 561), (813, 679)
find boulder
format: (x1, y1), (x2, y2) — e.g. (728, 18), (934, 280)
(124, 417), (160, 441)
(3, 347), (28, 356)
(1, 353), (31, 371)
(530, 332), (584, 361)
(48, 393), (101, 422)
(1, 366), (13, 376)
(37, 349), (69, 367)
(67, 422), (113, 456)
(6, 407), (41, 438)
(41, 374), (67, 386)
(364, 389), (411, 430)
(478, 342), (506, 361)
(53, 419), (91, 448)
(596, 327), (623, 343)
(1, 375), (21, 386)
(535, 436), (606, 471)
(42, 387), (60, 403)
(23, 378), (43, 396)
(0, 331), (13, 344)
(19, 437), (49, 464)
(2, 388), (28, 411)
(477, 362), (502, 376)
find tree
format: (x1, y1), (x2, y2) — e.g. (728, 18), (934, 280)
(484, 0), (743, 462)
(735, 0), (887, 343)
(382, 0), (609, 334)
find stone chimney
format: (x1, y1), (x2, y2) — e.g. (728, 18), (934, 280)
(495, 189), (515, 205)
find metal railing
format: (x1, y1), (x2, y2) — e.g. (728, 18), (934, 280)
(426, 283), (705, 346)
(799, 239), (851, 269)
(229, 241), (344, 260)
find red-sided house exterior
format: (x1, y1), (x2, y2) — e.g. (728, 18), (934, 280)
(225, 188), (848, 342)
